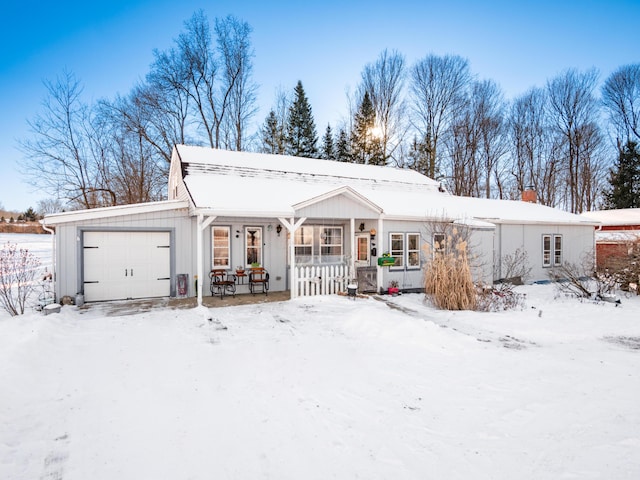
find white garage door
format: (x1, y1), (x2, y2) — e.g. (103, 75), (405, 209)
(83, 231), (171, 302)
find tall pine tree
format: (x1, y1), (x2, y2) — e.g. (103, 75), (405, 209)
(350, 91), (385, 165)
(321, 124), (335, 160)
(259, 109), (286, 154)
(336, 128), (351, 162)
(285, 81), (318, 158)
(604, 140), (640, 209)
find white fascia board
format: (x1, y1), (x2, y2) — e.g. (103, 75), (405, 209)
(42, 200), (189, 225)
(475, 217), (601, 227)
(195, 208), (294, 219)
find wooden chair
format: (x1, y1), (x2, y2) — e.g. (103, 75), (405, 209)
(209, 269), (236, 298)
(248, 267), (269, 295)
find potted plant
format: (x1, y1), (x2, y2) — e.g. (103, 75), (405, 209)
(388, 279), (400, 296)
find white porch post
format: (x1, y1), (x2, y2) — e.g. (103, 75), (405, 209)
(197, 214), (216, 307)
(350, 217), (356, 281)
(278, 216), (306, 299)
(377, 216), (384, 294)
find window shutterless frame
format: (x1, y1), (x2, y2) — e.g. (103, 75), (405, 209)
(406, 233), (421, 269)
(245, 226), (263, 267)
(212, 226), (231, 268)
(389, 232), (404, 269)
(542, 234), (563, 267)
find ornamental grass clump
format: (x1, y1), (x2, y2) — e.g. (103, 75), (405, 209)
(424, 231), (477, 310)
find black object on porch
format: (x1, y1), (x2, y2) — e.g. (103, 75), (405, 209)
(210, 269), (236, 298)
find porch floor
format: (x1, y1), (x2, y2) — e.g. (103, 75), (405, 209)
(78, 291), (292, 317)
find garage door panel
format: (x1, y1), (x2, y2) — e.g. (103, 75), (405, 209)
(83, 231), (171, 302)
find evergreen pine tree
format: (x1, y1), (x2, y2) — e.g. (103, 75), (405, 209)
(335, 128), (351, 162)
(285, 81), (318, 158)
(23, 207), (38, 222)
(350, 91), (384, 165)
(259, 110), (286, 154)
(321, 124), (335, 160)
(407, 134), (432, 177)
(604, 141), (640, 209)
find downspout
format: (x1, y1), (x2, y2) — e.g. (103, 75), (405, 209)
(41, 219), (56, 299)
(197, 214), (204, 307)
(196, 213), (217, 307)
(594, 223), (602, 269)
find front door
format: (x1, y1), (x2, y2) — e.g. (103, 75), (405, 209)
(355, 234), (370, 267)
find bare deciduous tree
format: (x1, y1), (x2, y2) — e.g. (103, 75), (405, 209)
(215, 15), (258, 151)
(410, 54), (472, 179)
(358, 49), (406, 165)
(547, 68), (602, 213)
(507, 88), (562, 206)
(20, 70), (115, 209)
(601, 63), (640, 146)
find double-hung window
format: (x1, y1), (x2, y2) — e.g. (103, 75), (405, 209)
(432, 232), (447, 258)
(212, 226), (230, 268)
(321, 227), (343, 263)
(389, 232), (422, 269)
(406, 233), (421, 269)
(543, 234), (562, 267)
(294, 226), (313, 264)
(390, 233), (404, 268)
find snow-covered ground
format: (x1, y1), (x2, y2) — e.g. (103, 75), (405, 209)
(1, 234), (639, 479)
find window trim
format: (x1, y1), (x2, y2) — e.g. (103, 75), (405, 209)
(553, 234), (563, 266)
(542, 234), (563, 268)
(320, 226), (343, 261)
(406, 232), (421, 269)
(212, 226), (231, 269)
(294, 225), (314, 262)
(389, 232), (404, 270)
(245, 226), (263, 267)
(432, 232), (446, 258)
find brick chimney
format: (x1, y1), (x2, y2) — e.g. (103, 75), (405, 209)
(522, 186), (536, 203)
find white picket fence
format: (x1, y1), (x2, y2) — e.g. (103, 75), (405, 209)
(294, 265), (354, 297)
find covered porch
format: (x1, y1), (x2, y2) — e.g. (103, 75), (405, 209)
(193, 186), (386, 306)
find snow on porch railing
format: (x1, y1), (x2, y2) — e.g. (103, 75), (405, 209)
(294, 265), (354, 297)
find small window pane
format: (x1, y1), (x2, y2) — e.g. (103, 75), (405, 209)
(554, 235), (562, 266)
(407, 233), (420, 268)
(390, 233), (404, 267)
(320, 227), (343, 262)
(212, 227), (230, 268)
(542, 235), (551, 267)
(246, 227), (263, 266)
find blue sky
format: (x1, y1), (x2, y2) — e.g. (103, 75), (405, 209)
(1, 0), (638, 212)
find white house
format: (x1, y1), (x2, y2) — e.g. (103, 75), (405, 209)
(43, 145), (598, 304)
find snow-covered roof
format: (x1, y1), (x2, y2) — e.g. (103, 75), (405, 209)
(595, 230), (640, 243)
(581, 208), (640, 227)
(175, 145), (597, 226)
(43, 200), (189, 225)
